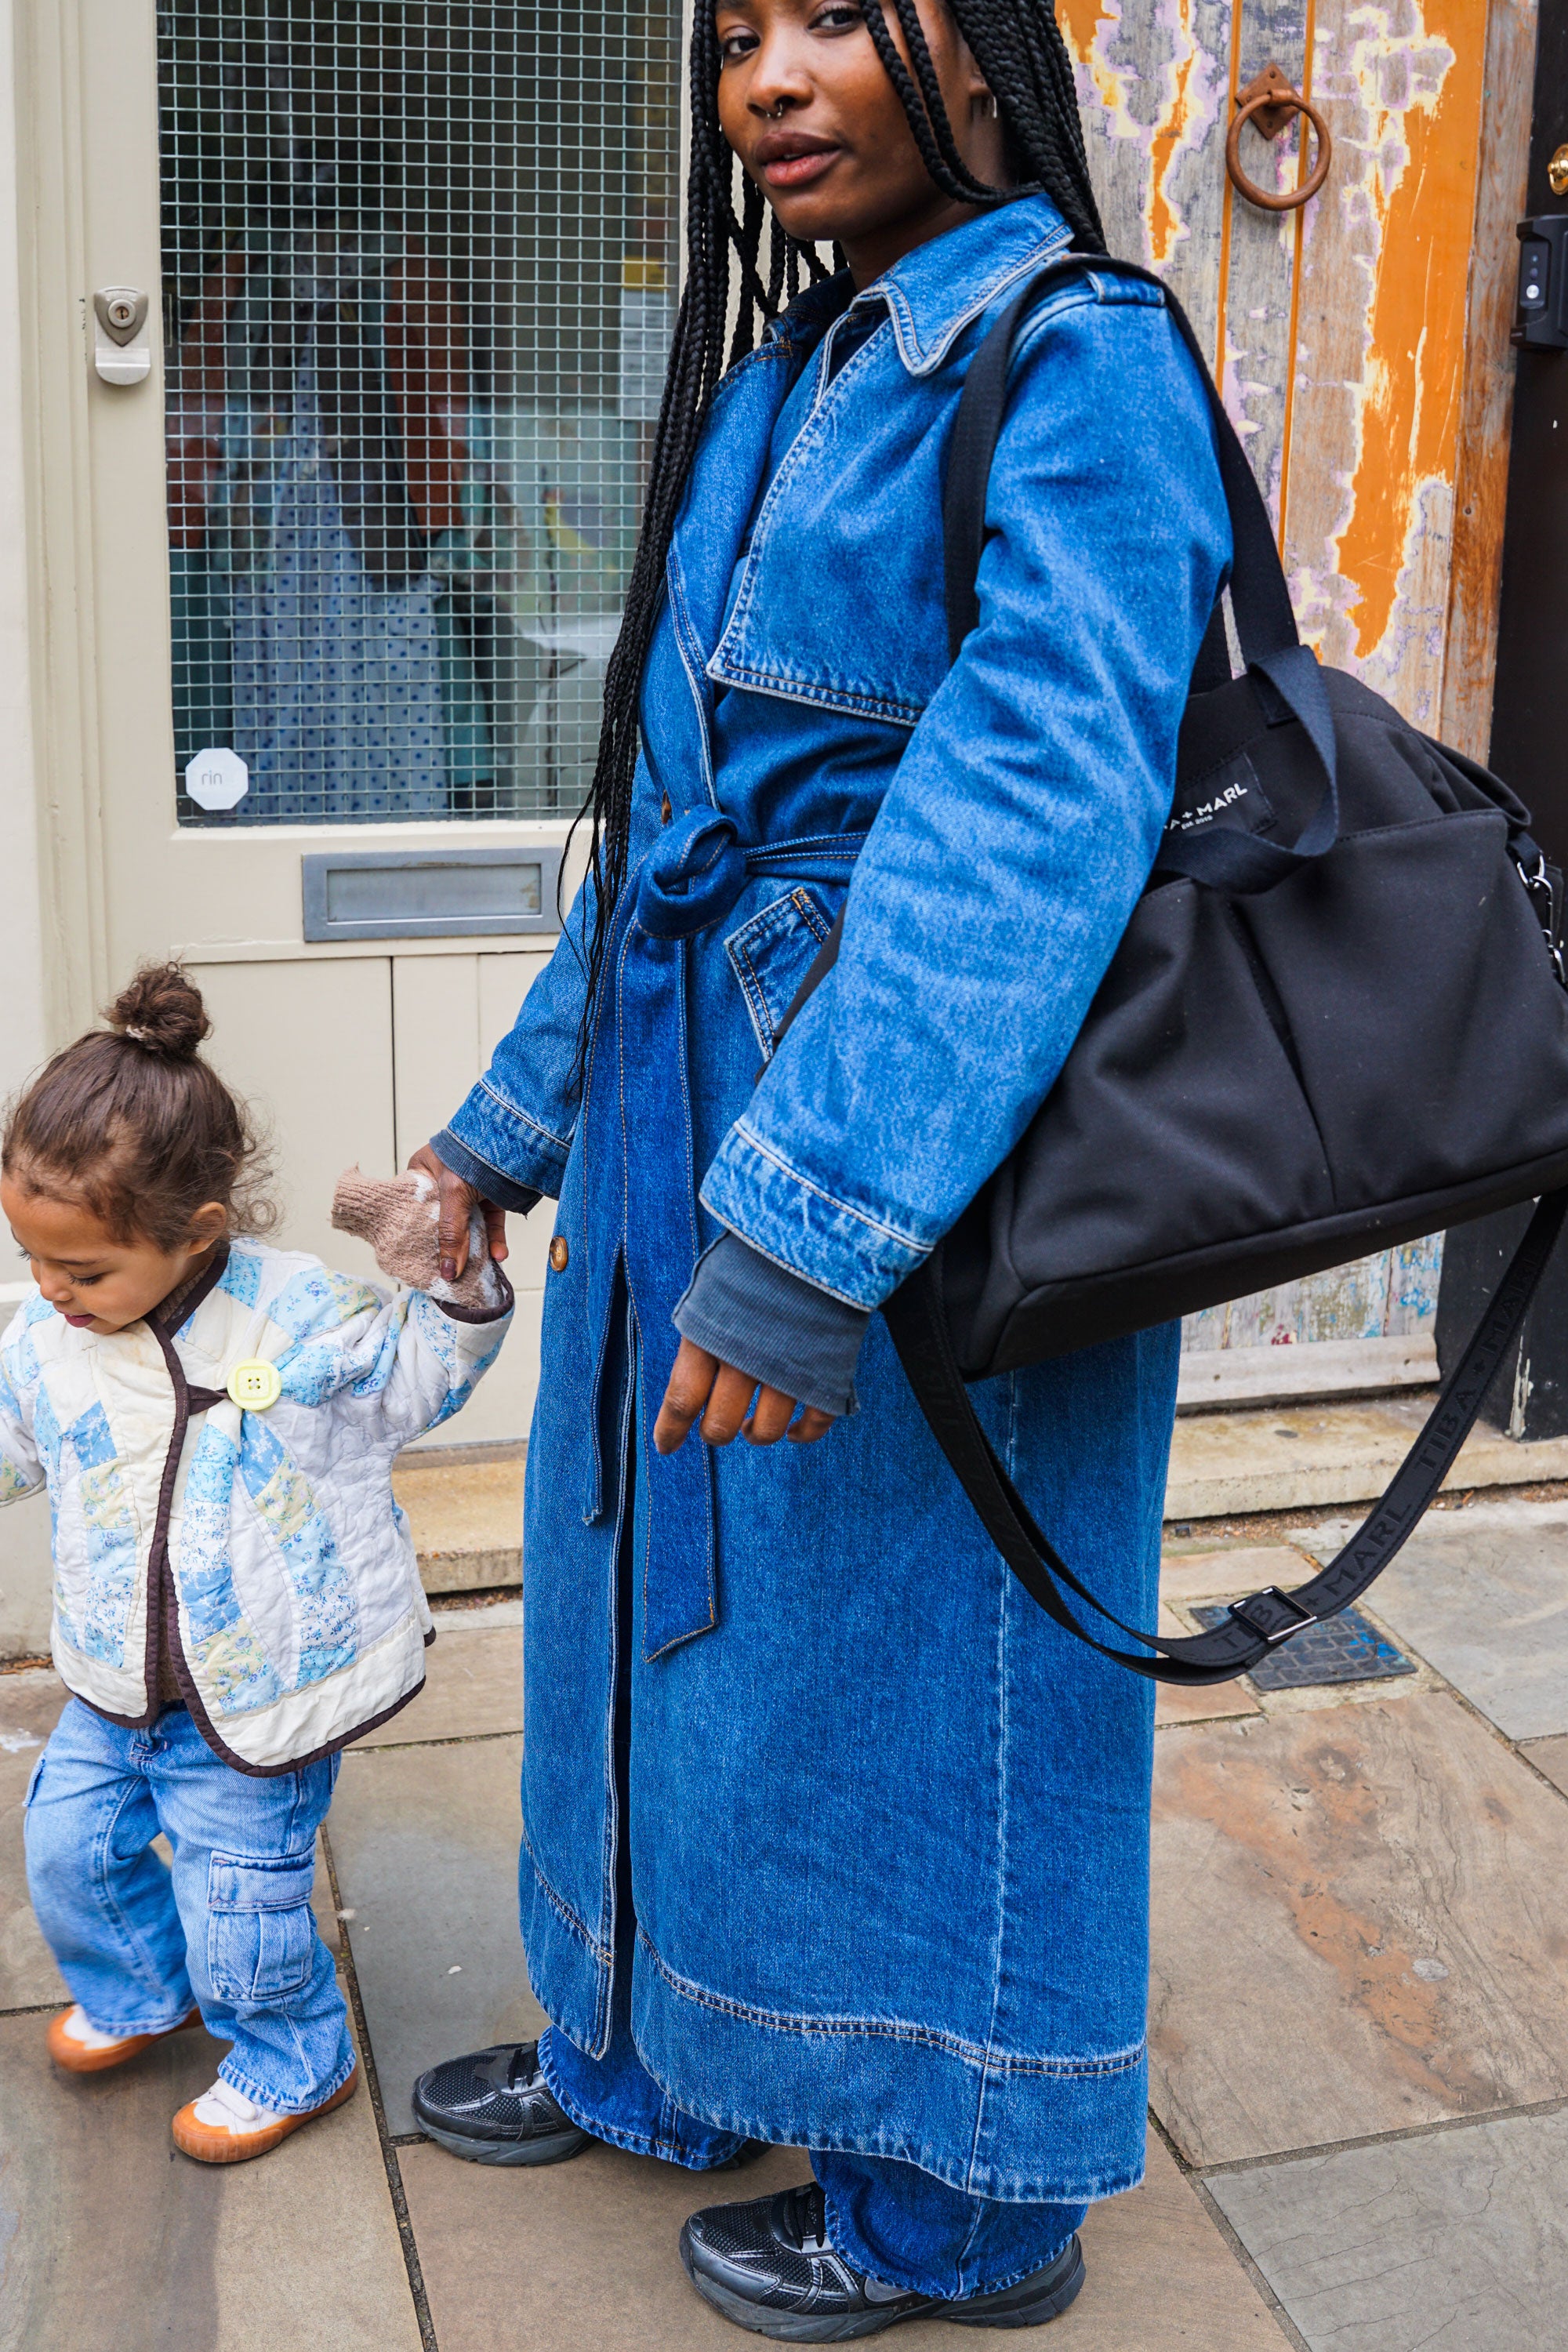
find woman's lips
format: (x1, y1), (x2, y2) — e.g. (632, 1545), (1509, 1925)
(756, 140), (843, 189)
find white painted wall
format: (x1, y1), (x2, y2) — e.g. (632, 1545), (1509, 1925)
(0, 0), (44, 1112)
(0, 1), (54, 1654)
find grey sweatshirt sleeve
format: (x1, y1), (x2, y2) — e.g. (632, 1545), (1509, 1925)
(673, 1231), (870, 1417)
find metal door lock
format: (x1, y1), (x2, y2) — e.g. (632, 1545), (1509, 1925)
(91, 287), (151, 385)
(1514, 219), (1568, 350)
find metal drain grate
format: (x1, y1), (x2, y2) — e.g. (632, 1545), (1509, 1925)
(1192, 1603), (1417, 1692)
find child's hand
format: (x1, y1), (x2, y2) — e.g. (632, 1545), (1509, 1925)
(333, 1163), (506, 1310)
(654, 1337), (835, 1454)
(405, 1146), (509, 1283)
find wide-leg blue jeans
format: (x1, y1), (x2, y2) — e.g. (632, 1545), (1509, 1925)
(24, 1697), (354, 2114)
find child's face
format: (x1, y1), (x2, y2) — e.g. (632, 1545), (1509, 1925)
(0, 1181), (226, 1336)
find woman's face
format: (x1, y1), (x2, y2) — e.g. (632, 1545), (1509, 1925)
(713, 0), (1009, 285)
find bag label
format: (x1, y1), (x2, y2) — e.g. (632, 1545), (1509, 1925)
(1167, 751), (1276, 838)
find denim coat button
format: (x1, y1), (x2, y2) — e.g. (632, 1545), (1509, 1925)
(660, 794), (673, 826)
(549, 1236), (569, 1272)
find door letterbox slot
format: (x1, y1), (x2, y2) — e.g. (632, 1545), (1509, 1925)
(302, 848), (564, 941)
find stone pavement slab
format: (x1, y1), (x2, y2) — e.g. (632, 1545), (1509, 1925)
(1149, 1693), (1568, 2165)
(1165, 1396), (1568, 1521)
(401, 2127), (1286, 2350)
(326, 1732), (543, 2134)
(1154, 1608), (1263, 1730)
(1522, 1734), (1568, 1797)
(0, 2008), (419, 2352)
(1300, 1515), (1568, 1739)
(1210, 2107), (1568, 2351)
(1160, 1548), (1318, 1609)
(0, 1669), (65, 2009)
(354, 1616), (522, 1748)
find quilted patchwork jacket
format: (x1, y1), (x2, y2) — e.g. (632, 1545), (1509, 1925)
(0, 1238), (511, 1773)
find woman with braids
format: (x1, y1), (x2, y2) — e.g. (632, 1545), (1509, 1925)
(409, 0), (1228, 2329)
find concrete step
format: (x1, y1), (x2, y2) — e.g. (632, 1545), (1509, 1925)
(1165, 1392), (1568, 1522)
(392, 1446), (524, 1594)
(395, 1397), (1568, 1592)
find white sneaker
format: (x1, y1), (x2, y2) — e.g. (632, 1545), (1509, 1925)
(172, 2063), (358, 2165)
(191, 2077), (282, 2132)
(46, 2001), (200, 2074)
(60, 2005), (129, 2053)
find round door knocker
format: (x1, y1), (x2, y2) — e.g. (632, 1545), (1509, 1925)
(1225, 63), (1332, 214)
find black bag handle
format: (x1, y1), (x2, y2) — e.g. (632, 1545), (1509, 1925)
(881, 1190), (1568, 1684)
(943, 252), (1340, 897)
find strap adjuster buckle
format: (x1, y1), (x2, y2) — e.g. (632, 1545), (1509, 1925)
(1228, 1586), (1316, 1646)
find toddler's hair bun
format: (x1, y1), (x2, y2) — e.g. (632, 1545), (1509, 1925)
(106, 963), (211, 1062)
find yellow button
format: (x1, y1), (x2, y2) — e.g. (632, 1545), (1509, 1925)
(227, 1358), (281, 1410)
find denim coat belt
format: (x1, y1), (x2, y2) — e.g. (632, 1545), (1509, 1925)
(583, 806), (866, 1659)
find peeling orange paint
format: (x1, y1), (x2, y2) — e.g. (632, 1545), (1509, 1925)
(1058, 0), (1109, 64)
(1148, 6), (1201, 264)
(1330, 1), (1486, 662)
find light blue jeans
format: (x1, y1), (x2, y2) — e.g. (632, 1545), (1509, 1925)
(24, 1697), (354, 2114)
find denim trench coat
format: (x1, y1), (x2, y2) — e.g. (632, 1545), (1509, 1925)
(437, 195), (1230, 2204)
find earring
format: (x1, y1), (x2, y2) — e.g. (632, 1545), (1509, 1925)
(973, 89), (998, 118)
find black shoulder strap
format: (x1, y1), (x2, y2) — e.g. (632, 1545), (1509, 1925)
(880, 1189), (1568, 1684)
(942, 252), (1339, 896)
(767, 255), (1568, 1685)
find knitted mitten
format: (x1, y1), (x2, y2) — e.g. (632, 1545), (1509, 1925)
(331, 1167), (506, 1312)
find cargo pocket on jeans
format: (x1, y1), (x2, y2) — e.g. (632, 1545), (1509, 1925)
(207, 1849), (318, 2002)
(725, 888), (833, 1062)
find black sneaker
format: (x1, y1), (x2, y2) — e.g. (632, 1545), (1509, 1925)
(680, 2182), (1085, 2339)
(410, 2040), (590, 2167)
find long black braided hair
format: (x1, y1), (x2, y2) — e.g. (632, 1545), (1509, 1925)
(572, 0), (1105, 1036)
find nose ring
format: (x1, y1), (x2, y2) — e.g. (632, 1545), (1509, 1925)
(768, 100), (786, 117)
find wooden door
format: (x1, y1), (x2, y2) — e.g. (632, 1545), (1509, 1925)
(1065, 0), (1535, 1400)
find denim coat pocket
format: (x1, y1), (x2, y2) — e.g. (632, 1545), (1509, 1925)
(207, 1849), (318, 2001)
(725, 888), (833, 1062)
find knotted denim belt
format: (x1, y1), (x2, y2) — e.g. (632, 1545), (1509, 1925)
(583, 807), (866, 1660)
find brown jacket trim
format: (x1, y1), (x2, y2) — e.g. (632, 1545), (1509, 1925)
(434, 1268), (516, 1326)
(78, 1663), (435, 1773)
(156, 1661), (434, 1776)
(81, 1243), (439, 1770)
(90, 1246), (236, 1734)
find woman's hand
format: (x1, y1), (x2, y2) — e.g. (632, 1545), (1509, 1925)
(406, 1144), (509, 1283)
(654, 1336), (835, 1454)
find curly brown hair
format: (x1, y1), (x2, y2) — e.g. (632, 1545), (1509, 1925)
(2, 964), (278, 1253)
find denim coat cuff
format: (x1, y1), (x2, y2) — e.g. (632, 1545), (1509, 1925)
(674, 1231), (869, 1414)
(435, 1085), (568, 1209)
(700, 1121), (928, 1311)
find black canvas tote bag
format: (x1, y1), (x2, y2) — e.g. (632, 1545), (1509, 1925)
(775, 255), (1568, 1686)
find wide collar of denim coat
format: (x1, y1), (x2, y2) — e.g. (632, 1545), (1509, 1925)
(661, 194), (1071, 740)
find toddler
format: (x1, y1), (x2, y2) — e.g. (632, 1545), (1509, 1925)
(0, 964), (511, 2161)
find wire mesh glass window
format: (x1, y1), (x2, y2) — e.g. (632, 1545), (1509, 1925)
(158, 0), (678, 825)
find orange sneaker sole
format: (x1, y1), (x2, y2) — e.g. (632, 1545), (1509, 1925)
(171, 2063), (359, 2165)
(46, 2005), (201, 2075)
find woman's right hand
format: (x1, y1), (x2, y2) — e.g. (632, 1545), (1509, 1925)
(406, 1144), (509, 1283)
